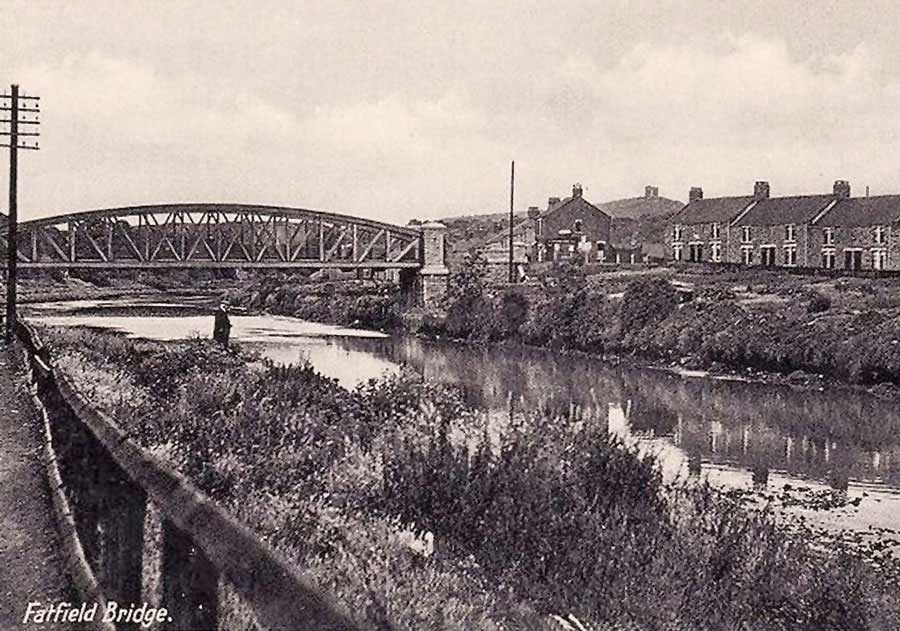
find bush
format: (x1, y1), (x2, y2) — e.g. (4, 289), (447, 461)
(497, 290), (529, 337)
(807, 292), (832, 313)
(41, 327), (900, 630)
(619, 277), (678, 333)
(444, 251), (495, 340)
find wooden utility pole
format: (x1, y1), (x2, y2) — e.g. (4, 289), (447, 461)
(0, 85), (40, 342)
(508, 160), (515, 283)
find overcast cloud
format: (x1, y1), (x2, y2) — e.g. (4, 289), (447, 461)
(2, 0), (900, 224)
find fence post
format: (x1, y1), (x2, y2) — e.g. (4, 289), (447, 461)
(161, 520), (219, 630)
(99, 480), (147, 618)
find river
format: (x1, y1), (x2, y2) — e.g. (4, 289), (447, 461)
(25, 296), (900, 540)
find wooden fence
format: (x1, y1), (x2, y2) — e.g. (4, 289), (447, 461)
(18, 321), (363, 631)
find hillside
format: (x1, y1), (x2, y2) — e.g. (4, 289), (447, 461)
(441, 194), (683, 255)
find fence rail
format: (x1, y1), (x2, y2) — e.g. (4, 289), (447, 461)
(18, 321), (362, 631)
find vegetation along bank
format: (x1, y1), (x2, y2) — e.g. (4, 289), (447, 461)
(41, 325), (900, 630)
(223, 257), (900, 391)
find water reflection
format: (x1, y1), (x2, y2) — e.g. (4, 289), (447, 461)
(27, 299), (900, 534)
(332, 335), (900, 494)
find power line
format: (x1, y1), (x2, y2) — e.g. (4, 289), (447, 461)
(0, 85), (41, 342)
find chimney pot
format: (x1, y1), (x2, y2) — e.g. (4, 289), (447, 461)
(834, 180), (851, 199)
(753, 181), (770, 201)
(689, 187), (703, 202)
(572, 183), (583, 198)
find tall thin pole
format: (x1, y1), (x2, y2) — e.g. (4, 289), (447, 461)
(508, 160), (515, 283)
(6, 84), (18, 343)
(1, 84), (40, 342)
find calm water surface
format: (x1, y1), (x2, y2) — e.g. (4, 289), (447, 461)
(26, 297), (900, 538)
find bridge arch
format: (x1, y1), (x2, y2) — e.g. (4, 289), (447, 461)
(2, 203), (450, 305)
(10, 203), (423, 270)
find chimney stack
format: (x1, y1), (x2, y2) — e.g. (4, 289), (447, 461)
(753, 181), (770, 201)
(645, 185), (659, 198)
(572, 183), (583, 198)
(689, 187), (703, 203)
(527, 206), (541, 220)
(833, 180), (851, 199)
(547, 196), (561, 208)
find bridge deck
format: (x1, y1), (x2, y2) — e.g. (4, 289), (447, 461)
(2, 204), (425, 271)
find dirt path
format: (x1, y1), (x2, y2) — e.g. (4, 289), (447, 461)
(0, 344), (79, 629)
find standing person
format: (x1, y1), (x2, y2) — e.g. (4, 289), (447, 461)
(213, 303), (232, 347)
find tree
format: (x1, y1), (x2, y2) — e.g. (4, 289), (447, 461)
(445, 250), (493, 339)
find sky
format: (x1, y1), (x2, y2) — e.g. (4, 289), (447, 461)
(3, 0), (900, 225)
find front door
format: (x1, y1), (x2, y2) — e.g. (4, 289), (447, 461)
(845, 250), (862, 271)
(761, 247), (776, 267)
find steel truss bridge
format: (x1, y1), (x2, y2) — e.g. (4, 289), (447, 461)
(2, 204), (423, 270)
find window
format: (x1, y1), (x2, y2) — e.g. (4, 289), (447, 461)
(573, 219), (583, 233)
(742, 226), (752, 243)
(785, 224), (796, 242)
(673, 224), (683, 242)
(673, 244), (683, 261)
(784, 245), (797, 266)
(822, 251), (835, 269)
(711, 242), (722, 262)
(823, 227), (834, 245)
(875, 226), (887, 245)
(741, 247), (753, 265)
(874, 249), (887, 270)
(711, 223), (721, 240)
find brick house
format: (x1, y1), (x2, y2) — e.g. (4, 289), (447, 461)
(728, 183), (836, 268)
(811, 183), (900, 271)
(810, 192), (900, 271)
(666, 178), (900, 271)
(532, 183), (612, 263)
(665, 186), (754, 263)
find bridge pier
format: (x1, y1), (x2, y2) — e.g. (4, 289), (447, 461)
(415, 221), (449, 307)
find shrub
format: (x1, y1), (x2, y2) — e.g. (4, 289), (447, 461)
(619, 277), (678, 333)
(498, 290), (529, 338)
(807, 292), (832, 313)
(445, 251), (495, 340)
(41, 327), (900, 630)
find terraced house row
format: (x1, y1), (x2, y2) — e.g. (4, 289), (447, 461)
(666, 180), (900, 271)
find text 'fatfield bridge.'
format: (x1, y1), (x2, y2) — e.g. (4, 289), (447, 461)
(0, 203), (450, 302)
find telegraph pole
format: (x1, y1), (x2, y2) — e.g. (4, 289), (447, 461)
(1, 85), (40, 342)
(508, 160), (515, 283)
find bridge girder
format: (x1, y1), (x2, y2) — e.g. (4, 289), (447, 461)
(2, 204), (423, 270)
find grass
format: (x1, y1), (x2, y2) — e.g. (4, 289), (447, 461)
(40, 325), (900, 630)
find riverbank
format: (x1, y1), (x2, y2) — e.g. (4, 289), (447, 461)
(36, 325), (900, 630)
(12, 272), (231, 306)
(217, 265), (900, 398)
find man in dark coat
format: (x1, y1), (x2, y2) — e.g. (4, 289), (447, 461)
(213, 303), (232, 347)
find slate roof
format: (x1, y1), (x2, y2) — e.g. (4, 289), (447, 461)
(597, 196), (683, 219)
(733, 195), (835, 226)
(816, 195), (900, 227)
(481, 194), (609, 247)
(671, 196), (754, 225)
(544, 195), (610, 220)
